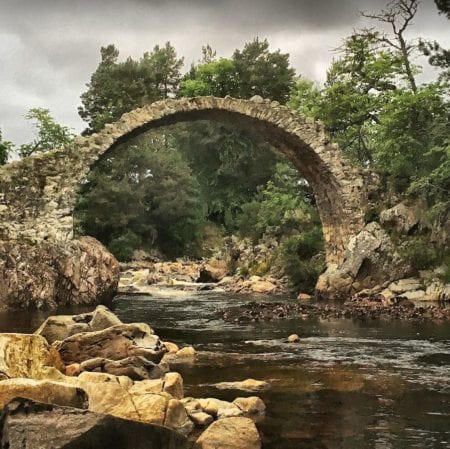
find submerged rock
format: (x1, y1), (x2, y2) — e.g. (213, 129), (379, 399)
(0, 398), (190, 449)
(213, 378), (270, 392)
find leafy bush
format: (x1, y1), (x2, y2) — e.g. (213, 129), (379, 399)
(401, 237), (441, 271)
(276, 231), (325, 292)
(108, 231), (142, 261)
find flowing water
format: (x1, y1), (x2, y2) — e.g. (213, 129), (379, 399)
(1, 290), (450, 449)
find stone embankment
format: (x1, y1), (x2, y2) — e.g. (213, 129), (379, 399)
(0, 305), (264, 449)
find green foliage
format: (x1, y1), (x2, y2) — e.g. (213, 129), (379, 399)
(173, 121), (281, 227)
(236, 163), (318, 242)
(235, 163), (324, 292)
(180, 38), (296, 103)
(0, 129), (13, 164)
(374, 84), (449, 195)
(232, 38), (296, 103)
(79, 43), (183, 133)
(18, 108), (74, 157)
(400, 237), (441, 271)
(75, 132), (206, 260)
(277, 232), (325, 292)
(179, 58), (238, 97)
(108, 231), (142, 261)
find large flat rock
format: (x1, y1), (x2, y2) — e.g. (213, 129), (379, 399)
(1, 398), (189, 449)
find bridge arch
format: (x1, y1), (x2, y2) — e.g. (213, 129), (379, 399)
(0, 96), (368, 268)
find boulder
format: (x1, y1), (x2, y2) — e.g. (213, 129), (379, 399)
(424, 281), (450, 301)
(194, 417), (261, 449)
(35, 305), (123, 345)
(0, 333), (64, 380)
(1, 398), (189, 449)
(189, 411), (214, 427)
(54, 323), (165, 365)
(380, 199), (425, 234)
(250, 279), (277, 294)
(79, 356), (165, 380)
(287, 334), (300, 343)
(163, 372), (184, 399)
(164, 398), (194, 436)
(163, 341), (180, 354)
(176, 346), (196, 358)
(233, 397), (266, 415)
(297, 293), (312, 301)
(35, 316), (90, 345)
(0, 378), (88, 409)
(317, 222), (410, 297)
(197, 398), (243, 419)
(198, 260), (228, 283)
(0, 237), (119, 311)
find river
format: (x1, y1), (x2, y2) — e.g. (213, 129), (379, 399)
(1, 290), (449, 449)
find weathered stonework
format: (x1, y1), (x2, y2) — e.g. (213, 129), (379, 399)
(0, 96), (368, 267)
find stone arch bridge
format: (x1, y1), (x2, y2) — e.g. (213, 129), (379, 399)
(0, 96), (383, 305)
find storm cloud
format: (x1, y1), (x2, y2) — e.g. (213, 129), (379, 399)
(0, 0), (448, 144)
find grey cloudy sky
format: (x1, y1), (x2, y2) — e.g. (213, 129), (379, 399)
(1, 0), (448, 144)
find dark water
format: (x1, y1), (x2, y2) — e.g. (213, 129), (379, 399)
(2, 291), (450, 449)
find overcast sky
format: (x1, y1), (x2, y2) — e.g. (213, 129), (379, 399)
(1, 0), (448, 144)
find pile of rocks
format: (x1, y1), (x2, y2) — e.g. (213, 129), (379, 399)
(0, 306), (264, 449)
(119, 257), (287, 296)
(220, 297), (450, 324)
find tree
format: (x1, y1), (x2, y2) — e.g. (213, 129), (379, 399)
(290, 33), (402, 165)
(420, 2), (450, 82)
(233, 38), (296, 103)
(173, 121), (282, 228)
(75, 131), (206, 260)
(361, 0), (420, 92)
(179, 58), (238, 97)
(180, 38), (296, 103)
(18, 108), (74, 157)
(0, 129), (13, 165)
(435, 0), (450, 18)
(79, 43), (183, 133)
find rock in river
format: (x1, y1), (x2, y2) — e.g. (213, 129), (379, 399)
(35, 305), (122, 344)
(1, 398), (189, 449)
(194, 417), (261, 449)
(54, 323), (165, 365)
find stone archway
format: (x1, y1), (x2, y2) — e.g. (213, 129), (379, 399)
(0, 96), (368, 270)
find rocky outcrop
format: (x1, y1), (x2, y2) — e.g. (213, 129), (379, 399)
(0, 236), (119, 311)
(317, 222), (410, 297)
(1, 398), (190, 449)
(380, 199), (426, 235)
